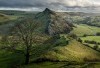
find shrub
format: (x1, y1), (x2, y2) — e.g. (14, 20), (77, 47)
(83, 34), (87, 37)
(44, 35), (69, 46)
(54, 36), (69, 46)
(84, 40), (97, 44)
(84, 57), (99, 62)
(96, 32), (100, 36)
(97, 42), (100, 45)
(93, 45), (98, 50)
(69, 33), (77, 39)
(77, 38), (82, 43)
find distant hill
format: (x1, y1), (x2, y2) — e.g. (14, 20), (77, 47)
(0, 13), (9, 23)
(34, 8), (74, 35)
(68, 12), (100, 27)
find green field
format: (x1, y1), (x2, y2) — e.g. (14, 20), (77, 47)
(80, 36), (100, 49)
(71, 24), (100, 36)
(81, 36), (100, 43)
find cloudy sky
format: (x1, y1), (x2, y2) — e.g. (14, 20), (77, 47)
(0, 0), (100, 12)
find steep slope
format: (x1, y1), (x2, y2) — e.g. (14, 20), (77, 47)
(39, 40), (100, 62)
(34, 8), (74, 35)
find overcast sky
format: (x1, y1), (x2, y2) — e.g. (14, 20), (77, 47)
(0, 0), (100, 12)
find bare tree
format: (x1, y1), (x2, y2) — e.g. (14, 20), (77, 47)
(0, 19), (39, 65)
(13, 19), (39, 64)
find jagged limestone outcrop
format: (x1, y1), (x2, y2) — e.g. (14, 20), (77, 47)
(34, 8), (74, 35)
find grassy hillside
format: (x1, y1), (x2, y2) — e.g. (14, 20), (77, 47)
(70, 24), (100, 36)
(40, 40), (100, 62)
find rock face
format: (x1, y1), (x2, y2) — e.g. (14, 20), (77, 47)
(35, 8), (74, 35)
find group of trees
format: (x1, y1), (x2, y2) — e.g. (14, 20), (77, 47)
(54, 36), (69, 46)
(69, 33), (83, 43)
(84, 40), (100, 45)
(82, 33), (100, 37)
(93, 45), (99, 50)
(72, 16), (100, 27)
(69, 33), (77, 39)
(81, 16), (100, 27)
(44, 34), (69, 47)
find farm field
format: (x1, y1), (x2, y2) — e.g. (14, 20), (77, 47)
(80, 36), (100, 49)
(71, 24), (100, 36)
(81, 36), (100, 43)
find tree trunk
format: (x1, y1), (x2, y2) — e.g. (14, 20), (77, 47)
(25, 51), (30, 65)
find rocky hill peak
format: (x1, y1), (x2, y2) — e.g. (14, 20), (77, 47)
(43, 8), (55, 14)
(34, 8), (74, 35)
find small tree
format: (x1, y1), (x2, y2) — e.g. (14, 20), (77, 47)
(44, 35), (69, 47)
(83, 34), (87, 37)
(93, 44), (98, 50)
(96, 32), (100, 36)
(69, 33), (77, 39)
(77, 38), (82, 43)
(54, 36), (69, 46)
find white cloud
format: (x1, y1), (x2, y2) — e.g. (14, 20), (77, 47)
(0, 7), (42, 11)
(0, 0), (100, 12)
